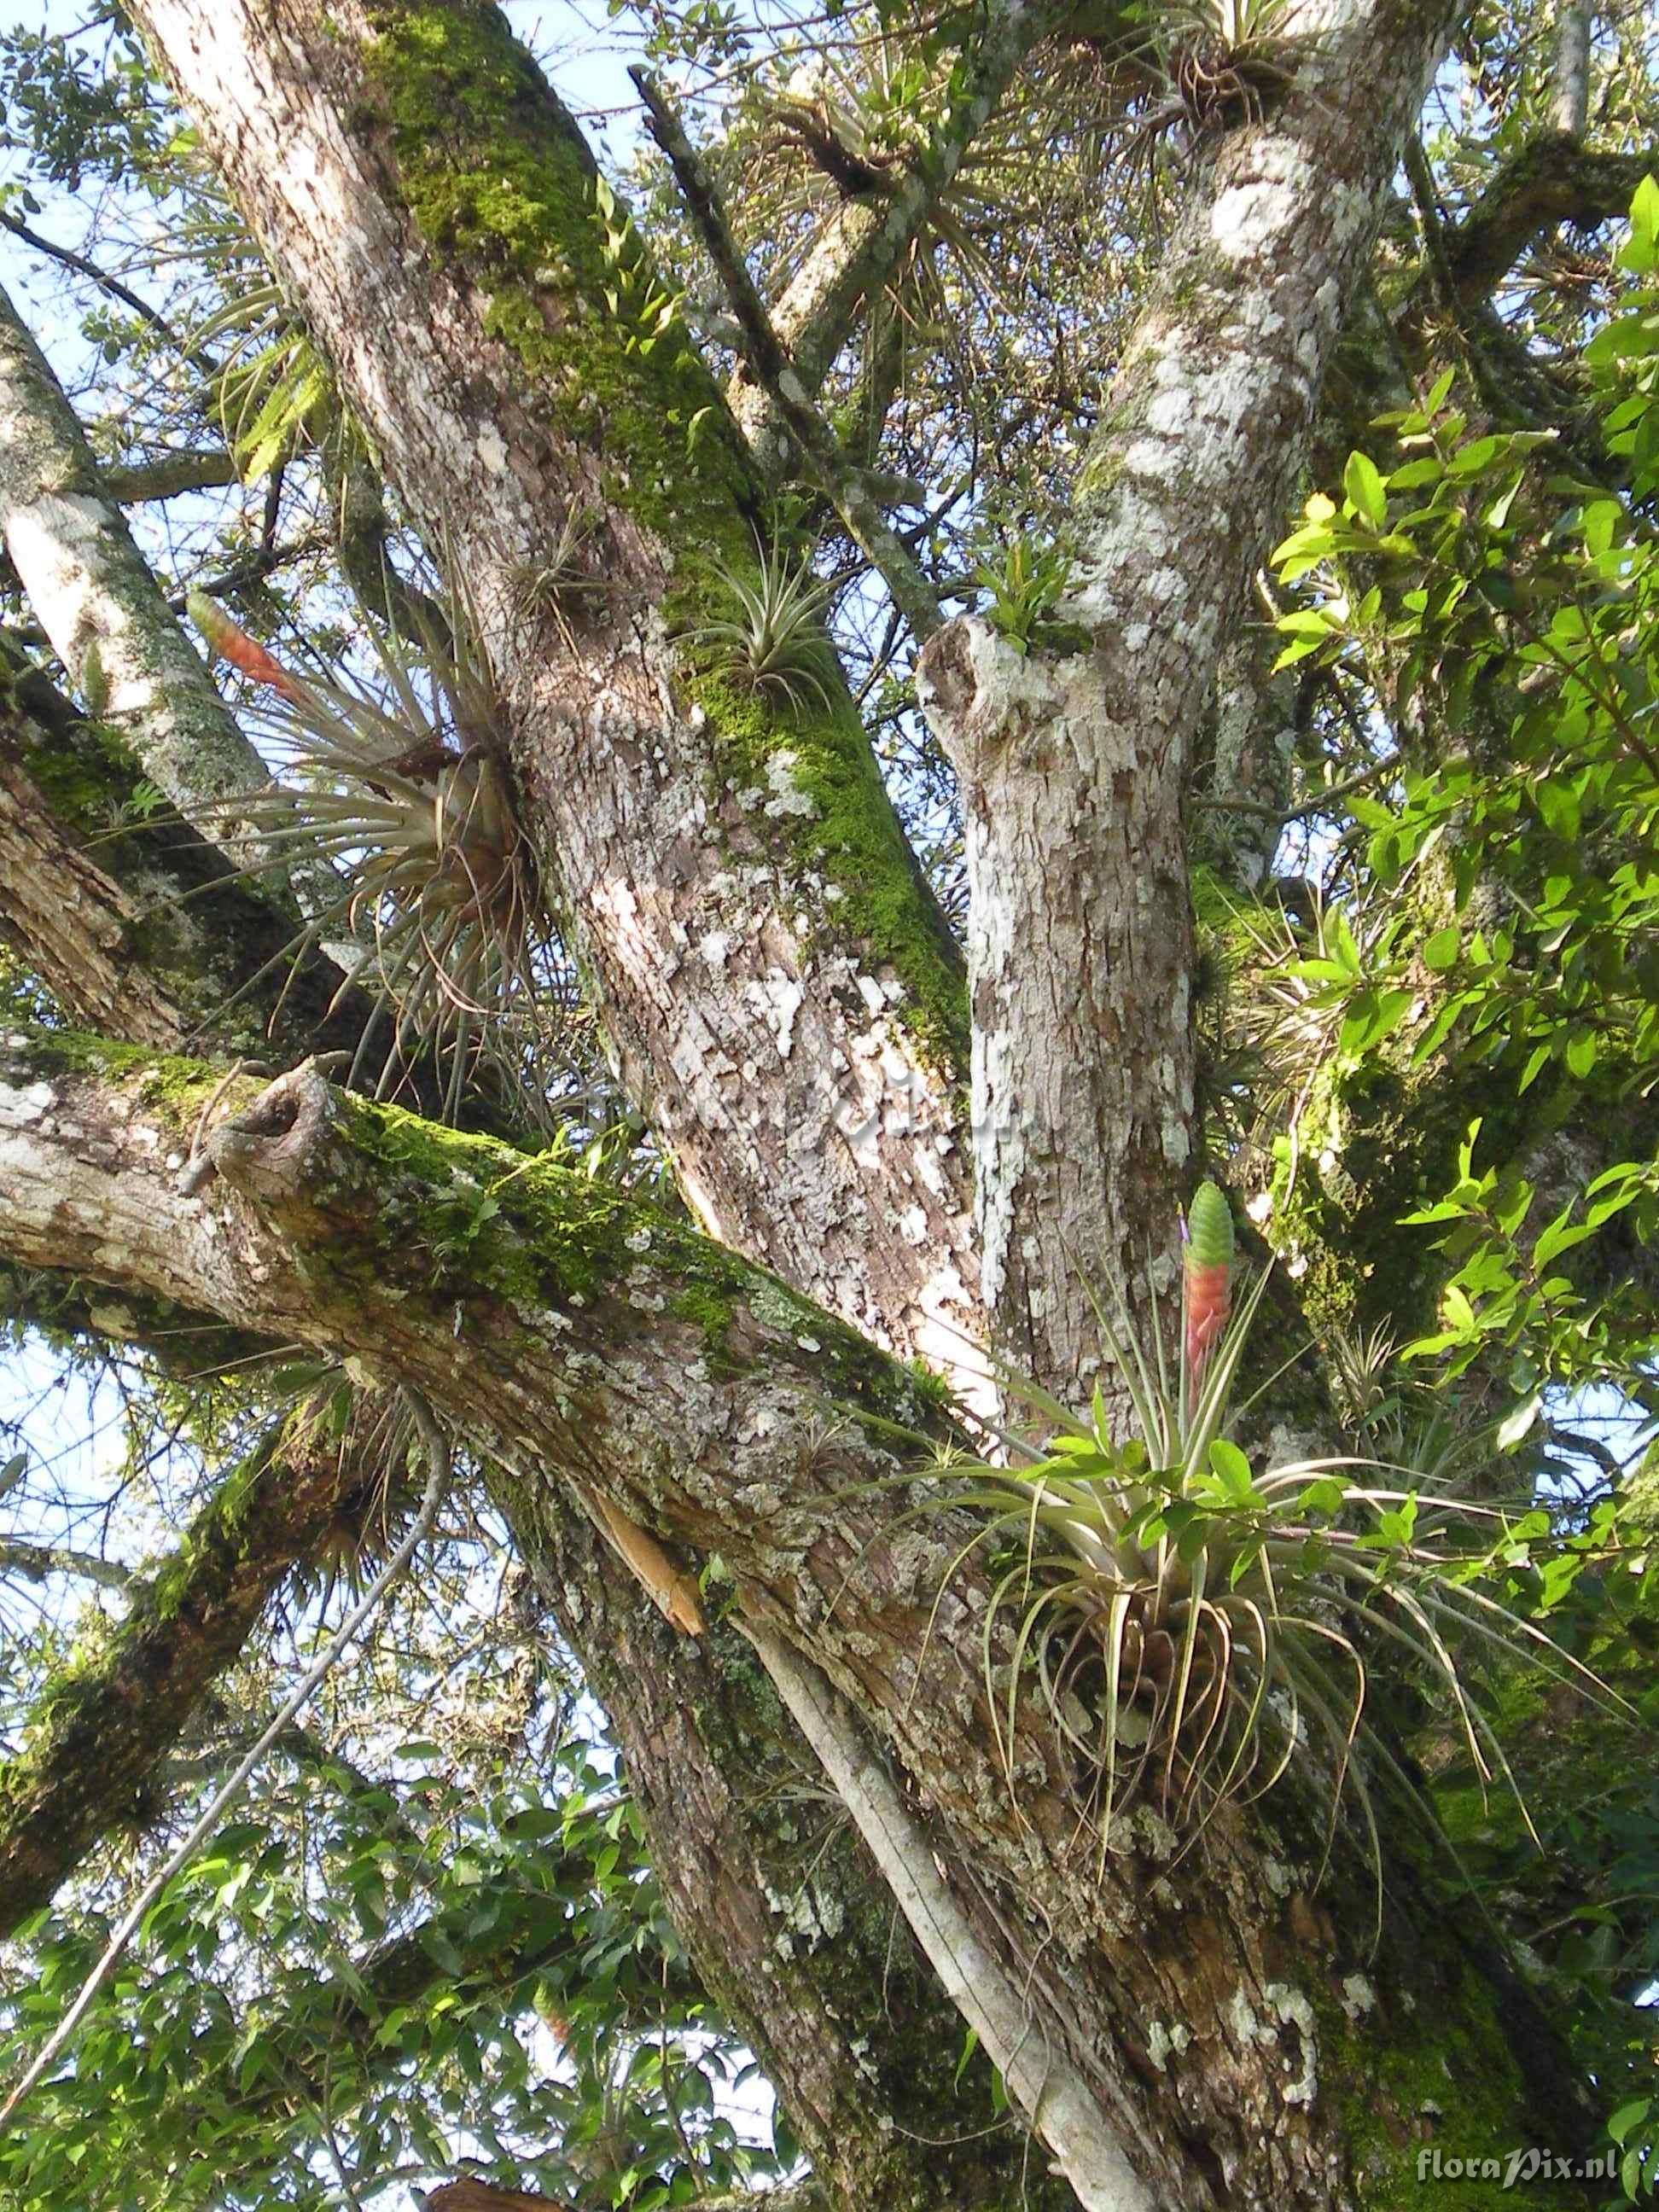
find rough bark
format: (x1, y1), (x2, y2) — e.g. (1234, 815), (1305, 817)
(0, 668), (362, 1059)
(0, 705), (189, 1047)
(502, 1487), (1078, 2211)
(126, 0), (981, 1379)
(0, 280), (274, 855)
(0, 1035), (1597, 2207)
(0, 676), (1033, 2208)
(918, 0), (1459, 1396)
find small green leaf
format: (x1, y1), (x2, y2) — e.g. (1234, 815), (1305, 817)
(1494, 1394), (1540, 1451)
(1343, 451), (1388, 530)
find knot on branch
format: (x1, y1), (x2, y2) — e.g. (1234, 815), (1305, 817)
(917, 614), (1045, 791)
(206, 1061), (334, 1203)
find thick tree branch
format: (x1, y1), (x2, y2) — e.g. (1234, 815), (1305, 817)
(0, 664), (364, 1061)
(1550, 3), (1592, 140)
(919, 0), (1459, 1394)
(748, 1622), (1152, 2212)
(0, 1394), (450, 2133)
(102, 449), (238, 504)
(0, 703), (190, 1045)
(1441, 138), (1659, 306)
(0, 279), (273, 854)
(0, 1538), (130, 1592)
(499, 1488), (1074, 2211)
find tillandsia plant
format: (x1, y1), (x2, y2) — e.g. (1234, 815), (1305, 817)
(1150, 0), (1304, 130)
(690, 537), (838, 718)
(188, 585), (547, 1124)
(893, 1181), (1624, 1917)
(508, 505), (604, 651)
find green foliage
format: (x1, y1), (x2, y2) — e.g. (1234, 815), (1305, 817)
(1609, 2095), (1659, 2202)
(973, 533), (1077, 655)
(1262, 178), (1659, 1395)
(0, 1730), (769, 2211)
(190, 280), (341, 482)
(689, 537), (838, 717)
(892, 1221), (1622, 1922)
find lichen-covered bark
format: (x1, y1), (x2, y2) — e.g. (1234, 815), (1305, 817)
(126, 0), (981, 1377)
(919, 621), (1196, 1397)
(919, 0), (1459, 1396)
(501, 1487), (1077, 2212)
(0, 280), (272, 853)
(0, 1035), (1597, 2206)
(0, 1414), (365, 1941)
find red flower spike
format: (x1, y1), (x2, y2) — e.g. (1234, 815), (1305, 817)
(1184, 1180), (1235, 1391)
(187, 588), (304, 701)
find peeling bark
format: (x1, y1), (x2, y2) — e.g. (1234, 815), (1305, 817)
(0, 710), (188, 1046)
(0, 665), (369, 1063)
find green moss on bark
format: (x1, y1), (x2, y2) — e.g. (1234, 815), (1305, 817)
(357, 3), (968, 1071)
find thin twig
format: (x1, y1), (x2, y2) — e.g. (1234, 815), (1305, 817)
(631, 67), (944, 643)
(0, 209), (182, 346)
(0, 1393), (451, 2133)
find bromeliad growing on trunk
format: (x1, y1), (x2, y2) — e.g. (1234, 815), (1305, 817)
(188, 587), (549, 1122)
(903, 1183), (1621, 1912)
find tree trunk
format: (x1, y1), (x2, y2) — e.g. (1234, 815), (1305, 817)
(920, 0), (1460, 1396)
(126, 0), (982, 1380)
(0, 1036), (1598, 2205)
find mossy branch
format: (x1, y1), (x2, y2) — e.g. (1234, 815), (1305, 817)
(0, 1408), (375, 1942)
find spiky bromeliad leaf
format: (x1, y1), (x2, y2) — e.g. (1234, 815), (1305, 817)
(853, 1202), (1628, 1936)
(690, 540), (837, 719)
(192, 280), (344, 480)
(188, 585), (553, 1125)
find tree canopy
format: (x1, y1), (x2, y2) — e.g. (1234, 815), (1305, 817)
(0, 0), (1657, 2207)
